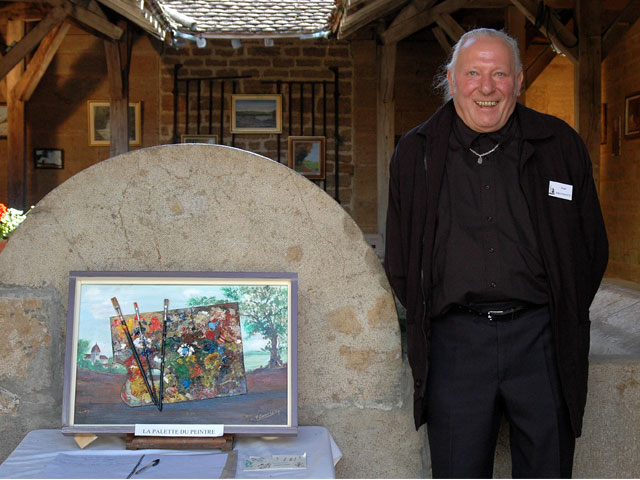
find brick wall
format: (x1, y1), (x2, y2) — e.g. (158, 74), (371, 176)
(601, 20), (640, 282)
(158, 38), (355, 213)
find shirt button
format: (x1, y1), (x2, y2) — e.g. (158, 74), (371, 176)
(488, 247), (495, 254)
(491, 282), (497, 288)
(484, 184), (491, 190)
(487, 216), (493, 222)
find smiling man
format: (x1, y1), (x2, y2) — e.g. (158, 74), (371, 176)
(384, 28), (608, 478)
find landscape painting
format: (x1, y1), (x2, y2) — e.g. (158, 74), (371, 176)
(62, 271), (297, 435)
(231, 95), (282, 134)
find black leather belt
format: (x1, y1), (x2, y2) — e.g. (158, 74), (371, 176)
(455, 303), (530, 321)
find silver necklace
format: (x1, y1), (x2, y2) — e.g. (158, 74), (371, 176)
(469, 142), (500, 165)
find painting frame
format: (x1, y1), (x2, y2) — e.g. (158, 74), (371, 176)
(34, 148), (64, 169)
(231, 94), (282, 134)
(0, 103), (7, 138)
(624, 92), (640, 139)
(88, 101), (141, 146)
(62, 271), (298, 436)
(288, 136), (326, 180)
(181, 134), (218, 144)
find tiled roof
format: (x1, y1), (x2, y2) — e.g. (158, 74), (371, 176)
(159, 0), (338, 36)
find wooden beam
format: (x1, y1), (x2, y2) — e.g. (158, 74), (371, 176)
(6, 19), (26, 209)
(95, 0), (165, 39)
(0, 3), (69, 82)
(67, 0), (123, 40)
(13, 21), (71, 102)
(377, 42), (396, 239)
(510, 0), (578, 63)
(339, 0), (409, 39)
(574, 0), (601, 185)
(434, 12), (465, 42)
(381, 0), (467, 44)
(104, 20), (132, 157)
(602, 0), (640, 60)
(387, 0), (437, 29)
(505, 5), (526, 102)
(524, 45), (556, 89)
(431, 25), (452, 54)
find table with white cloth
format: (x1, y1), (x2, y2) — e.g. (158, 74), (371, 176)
(0, 426), (342, 479)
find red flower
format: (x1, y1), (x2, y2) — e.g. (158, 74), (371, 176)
(0, 204), (7, 222)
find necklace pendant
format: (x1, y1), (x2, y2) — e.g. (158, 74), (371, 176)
(477, 158), (483, 165)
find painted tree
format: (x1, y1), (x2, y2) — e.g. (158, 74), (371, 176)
(188, 285), (288, 368)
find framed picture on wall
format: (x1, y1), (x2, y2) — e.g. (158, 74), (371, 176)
(88, 101), (141, 146)
(0, 103), (7, 138)
(288, 136), (326, 180)
(34, 148), (64, 169)
(231, 95), (282, 134)
(181, 134), (218, 144)
(624, 92), (640, 138)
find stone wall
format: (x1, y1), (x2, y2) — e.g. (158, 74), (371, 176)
(0, 145), (421, 478)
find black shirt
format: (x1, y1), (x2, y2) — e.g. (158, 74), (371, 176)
(430, 111), (548, 317)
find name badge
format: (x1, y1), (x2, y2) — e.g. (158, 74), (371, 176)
(548, 181), (573, 201)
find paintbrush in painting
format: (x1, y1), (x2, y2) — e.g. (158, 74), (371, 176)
(134, 302), (158, 404)
(158, 298), (169, 411)
(111, 297), (161, 411)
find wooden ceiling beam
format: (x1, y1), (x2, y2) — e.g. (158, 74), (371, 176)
(65, 0), (123, 39)
(0, 3), (69, 81)
(338, 0), (409, 39)
(95, 0), (166, 40)
(510, 0), (578, 63)
(381, 0), (467, 44)
(602, 0), (640, 60)
(13, 21), (70, 102)
(431, 24), (452, 54)
(524, 44), (556, 88)
(434, 12), (465, 42)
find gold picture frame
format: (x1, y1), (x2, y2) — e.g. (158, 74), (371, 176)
(88, 101), (141, 146)
(231, 95), (282, 134)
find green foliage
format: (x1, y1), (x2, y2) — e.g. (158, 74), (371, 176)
(0, 204), (29, 239)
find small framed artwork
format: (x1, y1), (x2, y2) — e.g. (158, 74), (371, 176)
(34, 148), (64, 169)
(624, 92), (640, 138)
(88, 101), (141, 146)
(601, 103), (607, 145)
(62, 271), (298, 435)
(288, 136), (326, 180)
(231, 94), (282, 134)
(181, 134), (218, 144)
(0, 103), (7, 138)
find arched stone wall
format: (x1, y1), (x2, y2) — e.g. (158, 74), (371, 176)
(0, 145), (421, 478)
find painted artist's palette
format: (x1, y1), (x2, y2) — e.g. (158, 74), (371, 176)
(110, 303), (247, 407)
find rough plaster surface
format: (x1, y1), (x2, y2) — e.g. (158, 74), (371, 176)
(0, 145), (420, 477)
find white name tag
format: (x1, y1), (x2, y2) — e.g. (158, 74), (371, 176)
(134, 424), (224, 437)
(548, 181), (573, 201)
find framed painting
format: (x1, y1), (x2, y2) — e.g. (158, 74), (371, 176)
(231, 95), (282, 134)
(88, 101), (141, 146)
(34, 148), (64, 169)
(181, 134), (218, 144)
(624, 92), (640, 138)
(0, 103), (6, 138)
(62, 271), (298, 435)
(288, 136), (326, 180)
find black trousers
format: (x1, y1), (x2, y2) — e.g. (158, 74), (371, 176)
(425, 306), (576, 478)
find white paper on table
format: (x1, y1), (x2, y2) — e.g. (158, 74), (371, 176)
(243, 453), (307, 471)
(43, 452), (229, 479)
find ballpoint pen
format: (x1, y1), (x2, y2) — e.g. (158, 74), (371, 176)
(111, 297), (160, 411)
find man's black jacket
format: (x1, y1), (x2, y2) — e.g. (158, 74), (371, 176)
(384, 100), (609, 436)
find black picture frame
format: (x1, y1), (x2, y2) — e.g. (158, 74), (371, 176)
(34, 148), (64, 169)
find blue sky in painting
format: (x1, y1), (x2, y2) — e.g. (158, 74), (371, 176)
(77, 283), (271, 358)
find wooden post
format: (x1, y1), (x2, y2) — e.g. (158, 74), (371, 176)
(6, 19), (26, 209)
(505, 5), (527, 104)
(377, 42), (396, 240)
(104, 21), (132, 157)
(574, 0), (601, 186)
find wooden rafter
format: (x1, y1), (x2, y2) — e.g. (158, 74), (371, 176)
(13, 21), (71, 102)
(338, 0), (409, 39)
(602, 0), (640, 60)
(434, 12), (464, 41)
(65, 0), (123, 39)
(509, 0), (578, 63)
(524, 45), (556, 89)
(95, 0), (166, 40)
(431, 25), (452, 54)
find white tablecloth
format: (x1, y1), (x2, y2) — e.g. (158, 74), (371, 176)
(0, 427), (342, 479)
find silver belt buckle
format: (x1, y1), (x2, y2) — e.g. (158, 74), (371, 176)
(487, 310), (507, 321)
